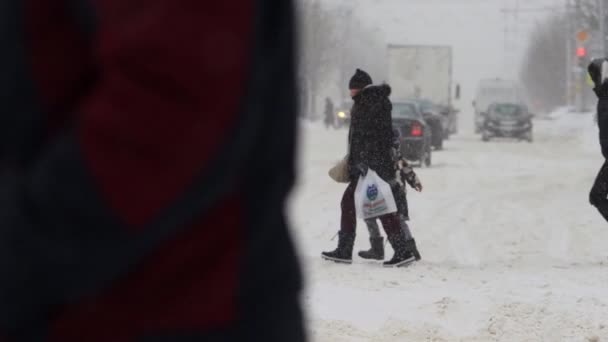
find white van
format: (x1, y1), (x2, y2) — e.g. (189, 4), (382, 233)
(473, 79), (524, 133)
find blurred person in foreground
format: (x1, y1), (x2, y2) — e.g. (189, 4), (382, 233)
(588, 59), (608, 224)
(321, 69), (417, 267)
(0, 1), (303, 341)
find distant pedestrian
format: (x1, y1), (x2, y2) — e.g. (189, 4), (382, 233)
(324, 97), (335, 129)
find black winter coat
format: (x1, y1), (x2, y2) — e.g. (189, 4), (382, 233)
(347, 84), (394, 181)
(598, 97), (608, 159)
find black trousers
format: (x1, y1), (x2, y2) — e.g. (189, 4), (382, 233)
(341, 180), (402, 236)
(590, 160), (608, 223)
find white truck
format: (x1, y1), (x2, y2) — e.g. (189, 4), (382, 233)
(387, 44), (459, 135)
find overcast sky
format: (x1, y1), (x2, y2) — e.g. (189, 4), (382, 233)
(324, 0), (561, 106)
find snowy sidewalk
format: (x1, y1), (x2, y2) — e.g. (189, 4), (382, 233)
(291, 114), (608, 341)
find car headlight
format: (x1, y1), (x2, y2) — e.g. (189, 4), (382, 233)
(337, 111), (346, 118)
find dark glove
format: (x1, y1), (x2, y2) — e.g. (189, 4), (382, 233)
(354, 163), (369, 178)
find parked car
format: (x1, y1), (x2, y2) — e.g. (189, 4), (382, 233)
(414, 99), (447, 150)
(438, 104), (459, 137)
(392, 101), (432, 167)
(481, 103), (533, 142)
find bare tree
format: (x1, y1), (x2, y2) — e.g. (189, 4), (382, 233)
(297, 0), (388, 119)
(574, 0), (608, 56)
(298, 0), (337, 119)
(520, 15), (569, 112)
(334, 13), (387, 95)
(574, 0), (605, 33)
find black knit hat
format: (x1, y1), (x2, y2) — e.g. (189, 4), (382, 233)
(349, 69), (373, 90)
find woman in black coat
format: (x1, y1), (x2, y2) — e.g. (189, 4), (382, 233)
(322, 69), (418, 267)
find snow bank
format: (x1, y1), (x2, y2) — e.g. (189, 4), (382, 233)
(291, 110), (608, 341)
(540, 108), (599, 156)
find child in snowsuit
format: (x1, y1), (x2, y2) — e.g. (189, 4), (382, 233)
(358, 130), (422, 263)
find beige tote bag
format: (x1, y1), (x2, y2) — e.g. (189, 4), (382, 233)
(328, 155), (350, 183)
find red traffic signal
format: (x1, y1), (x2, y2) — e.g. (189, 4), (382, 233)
(577, 47), (587, 57)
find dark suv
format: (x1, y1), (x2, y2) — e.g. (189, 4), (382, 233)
(481, 103), (533, 142)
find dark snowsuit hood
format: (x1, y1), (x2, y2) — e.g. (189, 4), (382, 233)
(362, 83), (392, 97)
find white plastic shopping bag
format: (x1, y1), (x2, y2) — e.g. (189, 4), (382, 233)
(354, 169), (398, 219)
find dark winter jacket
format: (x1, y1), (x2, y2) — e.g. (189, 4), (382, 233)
(0, 0), (302, 341)
(589, 60), (608, 159)
(391, 133), (421, 220)
(392, 133), (422, 190)
(597, 97), (608, 159)
(348, 84), (394, 181)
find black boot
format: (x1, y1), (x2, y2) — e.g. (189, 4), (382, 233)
(358, 237), (385, 260)
(322, 231), (355, 264)
(406, 238), (422, 261)
(384, 231), (417, 268)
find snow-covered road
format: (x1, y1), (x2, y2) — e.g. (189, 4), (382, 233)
(290, 111), (608, 341)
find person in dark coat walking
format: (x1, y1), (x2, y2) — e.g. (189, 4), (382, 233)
(588, 59), (608, 223)
(321, 69), (418, 267)
(324, 97), (335, 129)
(0, 1), (303, 341)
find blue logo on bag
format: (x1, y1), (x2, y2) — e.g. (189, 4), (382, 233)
(366, 184), (378, 201)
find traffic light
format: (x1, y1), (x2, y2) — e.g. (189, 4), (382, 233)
(577, 47), (587, 58)
(577, 47), (589, 68)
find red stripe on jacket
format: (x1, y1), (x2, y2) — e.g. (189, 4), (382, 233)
(25, 0), (254, 339)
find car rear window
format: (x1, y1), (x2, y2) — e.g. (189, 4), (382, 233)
(393, 103), (420, 119)
(492, 104), (523, 117)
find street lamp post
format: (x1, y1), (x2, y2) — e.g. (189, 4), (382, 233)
(600, 0), (606, 56)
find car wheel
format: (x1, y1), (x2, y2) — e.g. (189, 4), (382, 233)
(418, 149), (427, 168)
(425, 148), (432, 167)
(482, 132), (490, 142)
(527, 132), (534, 143)
(435, 138), (443, 150)
(418, 152), (425, 168)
